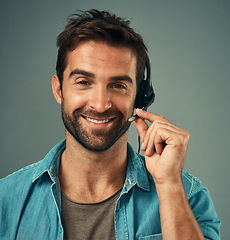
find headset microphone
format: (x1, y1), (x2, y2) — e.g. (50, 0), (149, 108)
(128, 53), (155, 122)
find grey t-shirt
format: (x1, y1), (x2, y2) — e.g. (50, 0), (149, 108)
(61, 189), (121, 240)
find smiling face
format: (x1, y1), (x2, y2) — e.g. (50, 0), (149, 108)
(52, 41), (137, 151)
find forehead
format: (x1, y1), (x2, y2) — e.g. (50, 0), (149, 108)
(65, 40), (137, 76)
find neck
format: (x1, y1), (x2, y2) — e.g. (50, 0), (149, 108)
(59, 132), (128, 203)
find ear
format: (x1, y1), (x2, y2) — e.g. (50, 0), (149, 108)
(52, 74), (62, 105)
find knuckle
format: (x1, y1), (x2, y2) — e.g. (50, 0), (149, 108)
(159, 115), (166, 119)
(180, 131), (190, 145)
(183, 130), (190, 141)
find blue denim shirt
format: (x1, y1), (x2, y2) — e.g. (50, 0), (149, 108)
(0, 140), (220, 240)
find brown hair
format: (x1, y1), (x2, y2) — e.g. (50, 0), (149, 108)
(56, 9), (147, 88)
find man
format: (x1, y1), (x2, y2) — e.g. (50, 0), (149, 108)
(0, 9), (220, 239)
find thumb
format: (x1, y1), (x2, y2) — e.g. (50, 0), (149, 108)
(133, 117), (148, 142)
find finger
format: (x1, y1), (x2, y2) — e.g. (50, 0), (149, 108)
(142, 117), (185, 151)
(140, 120), (170, 152)
(143, 123), (166, 156)
(145, 141), (165, 157)
(143, 121), (183, 157)
(144, 128), (172, 157)
(136, 109), (184, 133)
(133, 117), (148, 142)
(136, 108), (169, 123)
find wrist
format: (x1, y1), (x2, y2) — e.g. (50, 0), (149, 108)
(155, 177), (185, 200)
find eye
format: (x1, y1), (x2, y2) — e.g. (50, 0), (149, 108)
(74, 78), (91, 89)
(111, 83), (127, 90)
(76, 80), (89, 85)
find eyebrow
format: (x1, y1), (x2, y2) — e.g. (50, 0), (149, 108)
(68, 69), (95, 79)
(68, 68), (133, 84)
(110, 75), (133, 84)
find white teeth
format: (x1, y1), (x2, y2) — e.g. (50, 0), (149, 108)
(85, 117), (110, 124)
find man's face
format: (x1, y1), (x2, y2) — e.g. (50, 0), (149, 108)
(60, 41), (137, 151)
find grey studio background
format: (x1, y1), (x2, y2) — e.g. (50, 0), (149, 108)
(0, 0), (229, 239)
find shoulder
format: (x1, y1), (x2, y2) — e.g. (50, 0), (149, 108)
(132, 152), (221, 238)
(0, 159), (46, 228)
(0, 160), (43, 198)
(0, 139), (66, 193)
(181, 170), (203, 197)
(0, 160), (41, 183)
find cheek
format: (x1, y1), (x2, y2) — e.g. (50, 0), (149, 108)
(113, 95), (135, 116)
(62, 91), (88, 114)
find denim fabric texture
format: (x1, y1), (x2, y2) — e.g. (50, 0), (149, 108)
(0, 140), (221, 239)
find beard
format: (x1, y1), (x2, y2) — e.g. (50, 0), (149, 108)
(61, 102), (132, 152)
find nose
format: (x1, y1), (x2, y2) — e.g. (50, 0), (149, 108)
(88, 86), (112, 113)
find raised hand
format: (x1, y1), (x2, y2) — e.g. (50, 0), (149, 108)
(133, 108), (190, 185)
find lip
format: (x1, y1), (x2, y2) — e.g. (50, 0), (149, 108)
(81, 115), (117, 128)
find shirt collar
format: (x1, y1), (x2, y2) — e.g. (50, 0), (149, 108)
(123, 143), (150, 192)
(32, 139), (66, 183)
(32, 140), (150, 192)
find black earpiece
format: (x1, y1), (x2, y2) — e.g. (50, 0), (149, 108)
(128, 54), (155, 123)
(134, 53), (155, 110)
(128, 53), (155, 154)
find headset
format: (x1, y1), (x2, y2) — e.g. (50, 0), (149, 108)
(128, 53), (155, 122)
(135, 53), (155, 109)
(128, 53), (155, 154)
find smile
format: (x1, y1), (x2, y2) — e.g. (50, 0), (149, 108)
(84, 117), (115, 124)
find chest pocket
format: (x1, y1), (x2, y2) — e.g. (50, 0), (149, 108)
(139, 234), (162, 240)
